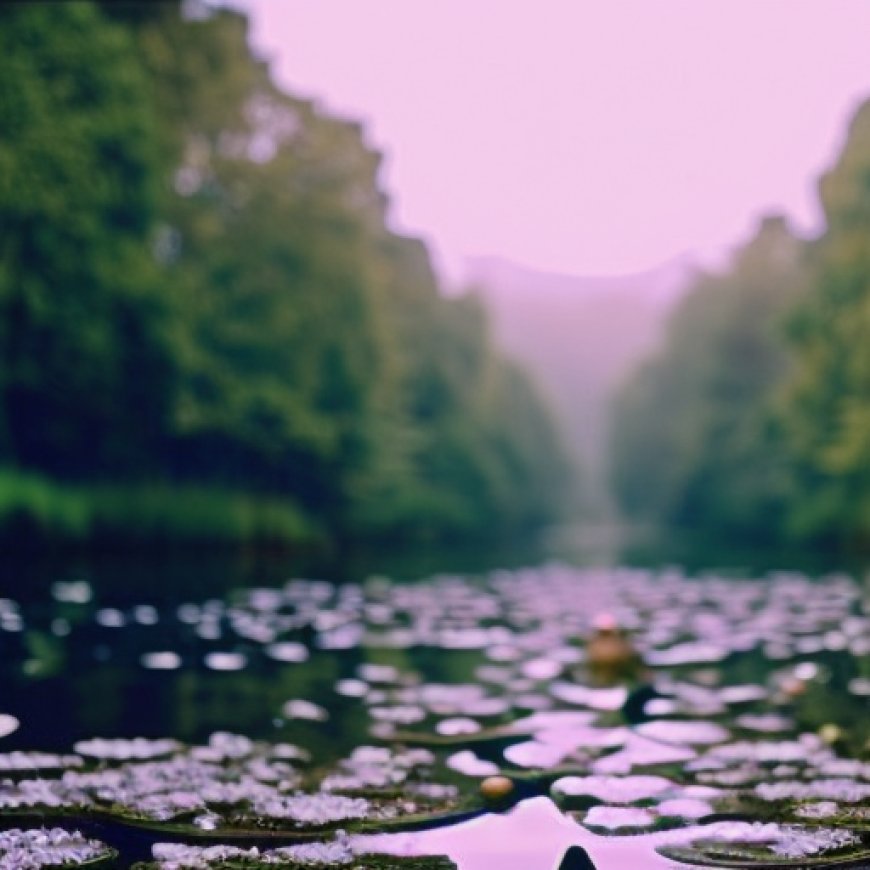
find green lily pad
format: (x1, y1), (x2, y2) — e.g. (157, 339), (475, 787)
(0, 827), (117, 869)
(657, 822), (870, 867)
(129, 839), (456, 869)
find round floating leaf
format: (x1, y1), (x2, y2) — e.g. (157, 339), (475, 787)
(657, 822), (870, 867)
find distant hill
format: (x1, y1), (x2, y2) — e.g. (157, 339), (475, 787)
(468, 255), (693, 515)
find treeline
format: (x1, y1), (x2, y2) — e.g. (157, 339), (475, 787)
(611, 98), (870, 550)
(0, 1), (573, 548)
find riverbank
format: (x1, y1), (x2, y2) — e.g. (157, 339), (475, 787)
(0, 469), (321, 551)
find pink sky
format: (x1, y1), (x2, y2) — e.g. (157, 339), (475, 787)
(243, 1), (870, 284)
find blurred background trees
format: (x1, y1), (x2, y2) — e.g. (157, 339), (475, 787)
(778, 102), (870, 546)
(0, 2), (170, 481)
(0, 0), (573, 548)
(609, 99), (870, 553)
(6, 0), (870, 558)
(610, 216), (805, 542)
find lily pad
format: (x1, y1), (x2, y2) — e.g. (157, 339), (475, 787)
(657, 821), (870, 867)
(132, 838), (457, 868)
(0, 827), (117, 869)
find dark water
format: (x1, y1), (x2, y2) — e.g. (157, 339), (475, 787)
(1, 536), (869, 869)
(0, 539), (553, 754)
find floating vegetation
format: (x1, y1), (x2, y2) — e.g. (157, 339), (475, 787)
(281, 701), (328, 723)
(656, 797), (715, 819)
(0, 713), (20, 739)
(550, 774), (674, 806)
(549, 682), (628, 711)
(657, 821), (870, 867)
(265, 643), (309, 664)
(580, 805), (656, 832)
(590, 732), (697, 774)
(735, 714), (794, 733)
(445, 750), (499, 777)
(241, 793), (371, 825)
(133, 835), (457, 868)
(848, 677), (870, 697)
(0, 752), (83, 774)
(204, 652), (248, 672)
(755, 779), (870, 803)
(713, 791), (870, 833)
(320, 746), (439, 793)
(434, 718), (480, 737)
(633, 720), (730, 746)
(0, 734), (475, 839)
(73, 737), (181, 761)
(142, 652), (183, 670)
(795, 801), (840, 819)
(95, 608), (125, 629)
(503, 739), (572, 770)
(646, 641), (730, 667)
(2, 563), (869, 867)
(0, 828), (115, 869)
(51, 581), (93, 605)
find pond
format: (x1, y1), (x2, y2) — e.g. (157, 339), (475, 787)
(0, 549), (868, 869)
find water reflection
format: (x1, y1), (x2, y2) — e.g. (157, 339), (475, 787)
(0, 557), (868, 868)
(360, 797), (683, 870)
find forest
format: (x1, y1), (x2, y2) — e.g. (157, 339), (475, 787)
(0, 1), (574, 549)
(6, 0), (870, 559)
(610, 98), (870, 551)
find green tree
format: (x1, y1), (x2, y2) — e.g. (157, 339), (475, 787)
(611, 216), (805, 540)
(122, 3), (573, 541)
(0, 0), (573, 546)
(112, 5), (398, 531)
(780, 99), (870, 544)
(370, 236), (573, 538)
(0, 2), (170, 479)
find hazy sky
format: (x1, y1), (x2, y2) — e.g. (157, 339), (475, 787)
(243, 1), (870, 283)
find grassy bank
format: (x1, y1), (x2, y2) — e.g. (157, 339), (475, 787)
(0, 469), (322, 550)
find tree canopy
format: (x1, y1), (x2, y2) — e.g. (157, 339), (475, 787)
(610, 98), (870, 552)
(0, 1), (573, 546)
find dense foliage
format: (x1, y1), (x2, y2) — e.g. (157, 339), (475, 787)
(779, 103), (870, 545)
(610, 217), (805, 541)
(611, 98), (870, 550)
(0, 1), (573, 547)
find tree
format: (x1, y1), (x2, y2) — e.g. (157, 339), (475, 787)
(780, 99), (870, 544)
(611, 216), (804, 540)
(0, 2), (171, 479)
(0, 1), (574, 545)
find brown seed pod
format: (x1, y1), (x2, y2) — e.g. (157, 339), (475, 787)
(479, 775), (515, 802)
